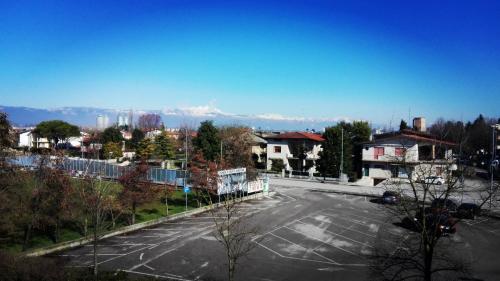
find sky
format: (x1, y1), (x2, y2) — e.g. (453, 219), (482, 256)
(1, 0), (500, 125)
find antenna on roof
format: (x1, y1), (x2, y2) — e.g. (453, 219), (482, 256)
(408, 106), (411, 127)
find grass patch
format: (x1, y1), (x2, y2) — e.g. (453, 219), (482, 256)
(0, 187), (209, 253)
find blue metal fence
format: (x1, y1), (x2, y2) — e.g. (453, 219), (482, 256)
(12, 156), (183, 185)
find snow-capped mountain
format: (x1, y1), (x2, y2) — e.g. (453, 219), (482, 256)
(1, 105), (348, 131)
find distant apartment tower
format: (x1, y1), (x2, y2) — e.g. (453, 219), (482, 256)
(117, 112), (129, 127)
(128, 109), (133, 130)
(96, 114), (109, 131)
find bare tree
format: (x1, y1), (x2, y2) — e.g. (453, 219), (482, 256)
(76, 175), (115, 278)
(195, 160), (260, 281)
(210, 192), (260, 281)
(137, 113), (161, 132)
(118, 162), (157, 224)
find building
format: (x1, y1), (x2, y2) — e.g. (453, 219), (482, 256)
(413, 117), (426, 132)
(18, 131), (50, 149)
(264, 132), (324, 174)
(18, 130), (87, 149)
(360, 129), (455, 186)
(251, 134), (267, 168)
(117, 113), (129, 128)
(96, 114), (109, 131)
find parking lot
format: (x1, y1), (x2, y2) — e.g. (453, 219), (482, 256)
(55, 181), (500, 281)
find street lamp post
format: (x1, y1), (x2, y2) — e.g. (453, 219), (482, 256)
(490, 124), (500, 209)
(340, 127), (343, 179)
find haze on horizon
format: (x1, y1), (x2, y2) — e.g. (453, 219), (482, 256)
(1, 0), (500, 125)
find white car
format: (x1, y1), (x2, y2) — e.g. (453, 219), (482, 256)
(421, 176), (445, 185)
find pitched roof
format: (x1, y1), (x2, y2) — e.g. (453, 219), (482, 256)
(372, 129), (456, 146)
(251, 134), (267, 144)
(269, 132), (325, 142)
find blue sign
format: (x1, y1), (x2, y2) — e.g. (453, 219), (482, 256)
(183, 186), (190, 193)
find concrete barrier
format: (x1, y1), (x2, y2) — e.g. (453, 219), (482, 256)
(25, 191), (270, 257)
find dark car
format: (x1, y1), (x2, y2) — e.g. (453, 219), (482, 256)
(410, 208), (457, 236)
(457, 203), (481, 219)
(431, 198), (458, 213)
(382, 191), (399, 204)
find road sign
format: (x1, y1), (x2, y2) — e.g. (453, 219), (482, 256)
(183, 186), (190, 193)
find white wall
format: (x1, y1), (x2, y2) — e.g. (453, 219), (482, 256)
(266, 140), (291, 170)
(362, 140), (418, 162)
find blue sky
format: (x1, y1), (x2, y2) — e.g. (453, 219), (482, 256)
(1, 0), (499, 124)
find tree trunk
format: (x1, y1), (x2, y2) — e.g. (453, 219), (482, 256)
(132, 202), (136, 225)
(54, 218), (60, 243)
(84, 217), (88, 236)
(424, 242), (434, 281)
(228, 256), (234, 281)
(111, 212), (116, 229)
(22, 224), (32, 251)
(165, 194), (169, 217)
(93, 226), (98, 279)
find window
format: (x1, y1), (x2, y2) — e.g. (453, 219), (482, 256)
(274, 146), (281, 153)
(395, 147), (406, 157)
(374, 147), (385, 159)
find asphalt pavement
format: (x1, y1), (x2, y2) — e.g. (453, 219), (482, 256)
(54, 180), (500, 281)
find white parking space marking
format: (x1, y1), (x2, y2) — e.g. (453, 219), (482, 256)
(283, 225), (361, 257)
(268, 232), (340, 265)
(122, 270), (193, 281)
(297, 218), (375, 248)
(253, 240), (341, 266)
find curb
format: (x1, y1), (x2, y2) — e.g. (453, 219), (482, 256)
(308, 188), (381, 198)
(25, 191), (270, 257)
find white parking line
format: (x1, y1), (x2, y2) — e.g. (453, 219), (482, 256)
(297, 219), (374, 248)
(253, 240), (340, 266)
(128, 225), (214, 271)
(268, 232), (340, 265)
(122, 270), (192, 281)
(319, 211), (401, 237)
(283, 225), (361, 257)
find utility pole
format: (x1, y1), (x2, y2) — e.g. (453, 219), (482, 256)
(220, 141), (223, 163)
(185, 127), (188, 212)
(490, 125), (498, 210)
(340, 127), (344, 179)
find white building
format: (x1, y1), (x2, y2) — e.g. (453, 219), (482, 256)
(18, 131), (50, 149)
(264, 132), (324, 174)
(96, 114), (109, 131)
(18, 131), (87, 149)
(360, 129), (455, 186)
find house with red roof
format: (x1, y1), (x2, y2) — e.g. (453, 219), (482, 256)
(263, 132), (325, 175)
(361, 127), (456, 186)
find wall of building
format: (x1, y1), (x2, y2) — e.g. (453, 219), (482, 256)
(266, 140), (291, 170)
(362, 139), (419, 162)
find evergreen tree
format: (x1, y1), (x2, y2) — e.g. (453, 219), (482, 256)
(193, 120), (221, 161)
(317, 121), (370, 180)
(136, 138), (155, 160)
(130, 128), (145, 149)
(399, 119), (408, 131)
(33, 120), (80, 148)
(101, 127), (123, 144)
(154, 132), (175, 160)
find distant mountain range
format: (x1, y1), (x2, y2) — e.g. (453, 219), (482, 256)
(0, 105), (349, 131)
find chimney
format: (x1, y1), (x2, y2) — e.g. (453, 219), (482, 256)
(413, 117), (426, 132)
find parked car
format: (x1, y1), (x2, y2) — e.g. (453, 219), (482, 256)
(421, 176), (445, 185)
(382, 191), (399, 204)
(457, 203), (481, 219)
(411, 208), (457, 236)
(431, 198), (458, 213)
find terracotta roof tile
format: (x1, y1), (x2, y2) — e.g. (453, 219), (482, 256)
(270, 132), (325, 142)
